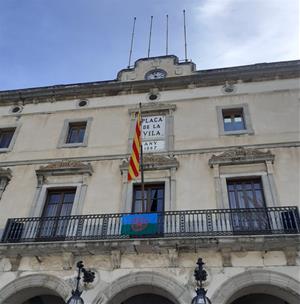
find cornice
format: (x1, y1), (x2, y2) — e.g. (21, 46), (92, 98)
(0, 60), (299, 105)
(0, 141), (299, 168)
(0, 234), (299, 257)
(120, 154), (179, 172)
(36, 160), (93, 177)
(208, 146), (275, 167)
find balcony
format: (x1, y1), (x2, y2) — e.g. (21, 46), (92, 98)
(1, 206), (299, 243)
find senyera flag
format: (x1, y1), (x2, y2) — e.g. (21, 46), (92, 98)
(128, 112), (141, 181)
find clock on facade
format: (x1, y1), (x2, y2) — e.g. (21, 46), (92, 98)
(145, 69), (167, 80)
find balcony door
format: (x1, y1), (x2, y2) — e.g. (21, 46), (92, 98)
(38, 188), (75, 239)
(227, 178), (269, 233)
(132, 183), (164, 213)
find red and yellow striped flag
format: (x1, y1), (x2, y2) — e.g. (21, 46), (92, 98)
(128, 112), (142, 181)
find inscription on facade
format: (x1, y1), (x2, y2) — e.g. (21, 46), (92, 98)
(142, 115), (165, 152)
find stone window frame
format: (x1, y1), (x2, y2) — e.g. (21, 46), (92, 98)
(216, 103), (254, 136)
(57, 117), (93, 148)
(120, 155), (179, 213)
(31, 183), (85, 218)
(122, 176), (173, 214)
(0, 123), (21, 153)
(219, 171), (276, 209)
(0, 168), (12, 200)
(209, 147), (279, 209)
(30, 161), (92, 217)
(128, 103), (176, 153)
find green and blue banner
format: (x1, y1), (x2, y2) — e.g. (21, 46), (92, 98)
(121, 213), (159, 236)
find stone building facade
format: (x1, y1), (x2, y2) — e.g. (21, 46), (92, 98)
(0, 55), (299, 304)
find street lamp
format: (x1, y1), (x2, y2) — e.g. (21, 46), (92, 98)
(191, 258), (212, 304)
(67, 261), (95, 304)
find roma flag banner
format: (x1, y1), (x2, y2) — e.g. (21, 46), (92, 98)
(128, 112), (142, 181)
(121, 213), (159, 236)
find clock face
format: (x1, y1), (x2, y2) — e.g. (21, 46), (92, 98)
(145, 69), (167, 80)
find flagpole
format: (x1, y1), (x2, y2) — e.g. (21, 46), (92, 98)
(139, 102), (145, 213)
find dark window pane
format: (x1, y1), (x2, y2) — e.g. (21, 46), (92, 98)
(228, 192), (237, 208)
(227, 179), (265, 209)
(222, 108), (246, 131)
(255, 190), (264, 207)
(132, 184), (164, 213)
(245, 190), (255, 207)
(43, 204), (58, 217)
(64, 193), (75, 203)
(135, 190), (141, 199)
(78, 128), (85, 142)
(66, 122), (86, 143)
(48, 193), (61, 204)
(0, 129), (15, 148)
(60, 204), (73, 216)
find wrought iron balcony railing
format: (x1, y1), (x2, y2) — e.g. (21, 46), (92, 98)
(1, 206), (299, 243)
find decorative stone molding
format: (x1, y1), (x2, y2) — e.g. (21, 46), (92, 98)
(111, 250), (121, 269)
(120, 154), (179, 172)
(8, 255), (21, 271)
(168, 248), (179, 268)
(220, 248), (232, 267)
(62, 252), (74, 270)
(36, 161), (93, 185)
(97, 271), (190, 304)
(210, 269), (300, 304)
(128, 102), (176, 115)
(0, 274), (72, 303)
(209, 146), (275, 167)
(284, 247), (297, 266)
(0, 168), (12, 200)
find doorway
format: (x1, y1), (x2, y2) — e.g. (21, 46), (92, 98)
(231, 293), (289, 304)
(122, 293), (174, 304)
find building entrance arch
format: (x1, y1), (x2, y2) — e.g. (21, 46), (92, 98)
(97, 271), (191, 304)
(121, 293), (175, 304)
(210, 270), (300, 304)
(0, 274), (71, 304)
(231, 293), (291, 304)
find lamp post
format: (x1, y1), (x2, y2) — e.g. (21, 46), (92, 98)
(191, 258), (212, 304)
(67, 261), (95, 304)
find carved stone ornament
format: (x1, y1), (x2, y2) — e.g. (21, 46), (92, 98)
(0, 168), (12, 180)
(0, 168), (12, 199)
(36, 160), (93, 178)
(120, 154), (179, 172)
(128, 102), (176, 115)
(168, 248), (179, 268)
(62, 252), (74, 270)
(220, 248), (232, 267)
(209, 146), (275, 167)
(284, 247), (297, 266)
(111, 250), (121, 269)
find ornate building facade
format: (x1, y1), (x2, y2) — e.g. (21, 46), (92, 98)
(0, 55), (299, 304)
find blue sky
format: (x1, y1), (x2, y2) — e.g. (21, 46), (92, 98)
(0, 0), (299, 90)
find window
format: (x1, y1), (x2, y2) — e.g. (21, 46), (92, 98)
(38, 188), (76, 239)
(42, 189), (75, 217)
(132, 183), (164, 213)
(227, 178), (266, 209)
(227, 177), (269, 232)
(222, 108), (245, 132)
(66, 122), (86, 144)
(0, 128), (15, 149)
(216, 104), (254, 135)
(58, 118), (92, 148)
